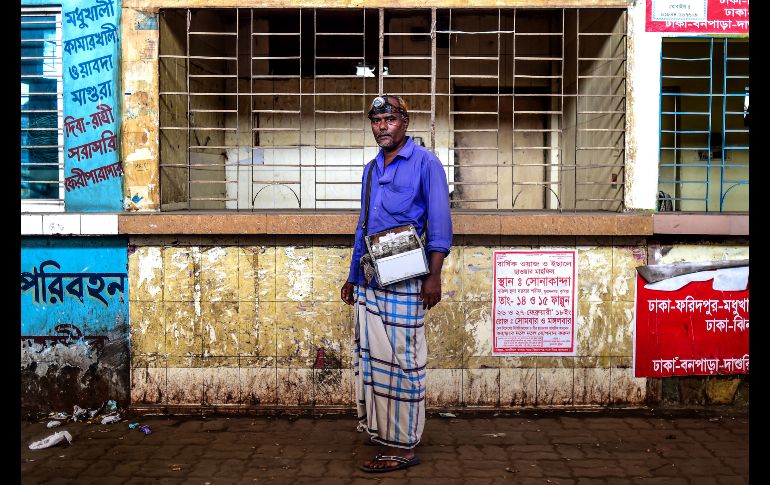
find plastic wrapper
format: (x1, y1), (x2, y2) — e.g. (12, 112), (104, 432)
(29, 431), (73, 450)
(72, 405), (87, 421)
(101, 414), (121, 425)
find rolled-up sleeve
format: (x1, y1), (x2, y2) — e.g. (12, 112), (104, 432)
(422, 156), (452, 255)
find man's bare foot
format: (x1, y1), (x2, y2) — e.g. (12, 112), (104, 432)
(361, 446), (416, 471)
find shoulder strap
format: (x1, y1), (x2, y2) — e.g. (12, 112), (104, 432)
(362, 159), (375, 233)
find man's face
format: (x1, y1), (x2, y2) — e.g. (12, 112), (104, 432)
(369, 98), (409, 150)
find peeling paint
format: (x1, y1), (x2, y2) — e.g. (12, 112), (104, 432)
(123, 240), (746, 408)
(281, 247), (312, 301)
(126, 148), (154, 163)
(657, 244), (749, 265)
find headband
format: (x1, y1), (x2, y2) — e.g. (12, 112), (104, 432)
(367, 95), (408, 118)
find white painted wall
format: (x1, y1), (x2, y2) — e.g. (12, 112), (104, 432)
(625, 0), (663, 211)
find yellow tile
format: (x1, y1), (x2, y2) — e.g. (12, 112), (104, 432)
(463, 247), (493, 302)
(164, 301), (200, 361)
(201, 301), (239, 357)
(239, 356), (276, 368)
(198, 356), (240, 368)
(465, 356), (501, 369)
(313, 301), (353, 368)
(575, 355), (612, 369)
(163, 247), (195, 302)
(612, 245), (647, 302)
(577, 246), (613, 302)
(200, 247), (239, 302)
(312, 247), (351, 302)
(425, 302), (466, 368)
(576, 300), (614, 357)
(129, 301), (164, 355)
(464, 301), (494, 358)
(131, 353), (167, 369)
(128, 246), (163, 301)
(239, 300), (277, 358)
(275, 302), (314, 359)
(276, 354), (316, 368)
(657, 244), (749, 265)
(256, 246), (277, 302)
(238, 247), (260, 302)
(276, 246), (313, 301)
(532, 356), (576, 368)
(611, 301), (635, 357)
(441, 247), (463, 302)
(498, 356), (537, 368)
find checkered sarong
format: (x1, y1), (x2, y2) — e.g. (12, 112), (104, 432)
(353, 278), (427, 449)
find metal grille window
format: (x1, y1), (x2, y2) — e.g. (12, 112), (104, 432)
(658, 38), (749, 212)
(159, 8), (627, 211)
(21, 8), (64, 209)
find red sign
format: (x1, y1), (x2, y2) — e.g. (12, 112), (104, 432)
(646, 0), (749, 34)
(634, 273), (749, 377)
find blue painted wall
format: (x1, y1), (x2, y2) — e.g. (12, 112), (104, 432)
(21, 237), (129, 334)
(21, 237), (130, 413)
(61, 0), (123, 211)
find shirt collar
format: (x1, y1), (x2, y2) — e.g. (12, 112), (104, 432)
(375, 136), (414, 170)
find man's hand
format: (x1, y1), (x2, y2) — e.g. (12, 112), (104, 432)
(419, 273), (441, 310)
(419, 251), (447, 310)
(341, 281), (356, 305)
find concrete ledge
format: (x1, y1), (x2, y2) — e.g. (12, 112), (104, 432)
(25, 212), (747, 237)
(119, 213), (269, 235)
(653, 213), (749, 235)
(108, 212), (655, 236)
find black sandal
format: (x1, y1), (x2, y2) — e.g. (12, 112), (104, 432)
(360, 453), (421, 473)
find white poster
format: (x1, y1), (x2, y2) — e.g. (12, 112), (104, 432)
(493, 250), (577, 356)
(651, 0), (708, 22)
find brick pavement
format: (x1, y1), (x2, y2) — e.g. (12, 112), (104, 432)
(20, 410), (749, 484)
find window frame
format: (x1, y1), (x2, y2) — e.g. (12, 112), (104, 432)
(158, 7), (628, 212)
(657, 36), (749, 213)
(21, 5), (65, 213)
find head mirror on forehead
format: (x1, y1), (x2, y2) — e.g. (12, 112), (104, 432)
(367, 95), (408, 118)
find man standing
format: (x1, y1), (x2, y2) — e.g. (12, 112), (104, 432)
(340, 95), (452, 473)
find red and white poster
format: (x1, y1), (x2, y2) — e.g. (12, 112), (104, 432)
(493, 250), (576, 355)
(634, 265), (749, 377)
(646, 0), (749, 34)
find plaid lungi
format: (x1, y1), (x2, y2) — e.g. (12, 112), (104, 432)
(353, 278), (427, 449)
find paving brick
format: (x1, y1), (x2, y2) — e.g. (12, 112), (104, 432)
(19, 412), (748, 483)
(716, 476), (749, 485)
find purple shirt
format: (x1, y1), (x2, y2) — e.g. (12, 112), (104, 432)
(348, 136), (453, 287)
